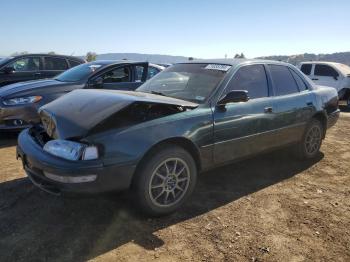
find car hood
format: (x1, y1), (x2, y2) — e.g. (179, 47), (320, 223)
(39, 89), (198, 139)
(0, 79), (75, 98)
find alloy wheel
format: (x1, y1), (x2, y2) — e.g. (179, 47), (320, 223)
(305, 125), (322, 155)
(148, 158), (190, 207)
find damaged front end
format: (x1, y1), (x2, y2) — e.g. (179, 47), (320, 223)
(30, 89), (198, 161)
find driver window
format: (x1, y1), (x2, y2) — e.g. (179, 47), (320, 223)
(101, 66), (131, 83)
(8, 57), (40, 72)
(225, 64), (268, 99)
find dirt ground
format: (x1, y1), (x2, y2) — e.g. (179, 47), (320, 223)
(0, 107), (349, 262)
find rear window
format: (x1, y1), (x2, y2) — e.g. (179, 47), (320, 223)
(45, 57), (68, 70)
(314, 64), (339, 77)
(269, 65), (299, 96)
(300, 64), (312, 75)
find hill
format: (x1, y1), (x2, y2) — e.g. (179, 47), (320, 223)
(257, 52), (350, 66)
(93, 53), (191, 64)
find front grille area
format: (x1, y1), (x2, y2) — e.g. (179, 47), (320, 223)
(29, 126), (53, 147)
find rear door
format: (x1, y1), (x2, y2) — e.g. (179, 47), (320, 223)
(213, 64), (276, 164)
(313, 64), (342, 91)
(2, 56), (42, 85)
(268, 65), (315, 146)
(42, 56), (69, 78)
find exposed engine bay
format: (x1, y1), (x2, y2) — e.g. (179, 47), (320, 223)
(89, 102), (189, 135)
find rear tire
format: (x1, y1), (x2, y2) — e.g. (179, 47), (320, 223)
(293, 119), (323, 159)
(133, 145), (197, 216)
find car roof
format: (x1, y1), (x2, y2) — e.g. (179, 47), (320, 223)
(89, 60), (150, 65)
(12, 53), (85, 62)
(180, 58), (291, 67)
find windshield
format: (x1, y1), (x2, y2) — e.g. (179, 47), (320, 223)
(0, 57), (13, 68)
(55, 63), (103, 82)
(137, 63), (230, 103)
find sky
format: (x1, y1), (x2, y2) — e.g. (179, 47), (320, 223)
(1, 0), (350, 58)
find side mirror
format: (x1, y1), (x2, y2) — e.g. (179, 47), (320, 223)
(1, 66), (15, 74)
(89, 77), (103, 88)
(333, 75), (338, 81)
(217, 90), (249, 106)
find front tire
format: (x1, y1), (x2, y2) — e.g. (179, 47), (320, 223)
(133, 145), (197, 216)
(294, 119), (324, 159)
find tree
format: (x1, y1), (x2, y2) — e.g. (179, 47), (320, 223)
(86, 52), (97, 62)
(234, 53), (245, 59)
(188, 57), (194, 61)
(48, 51), (56, 55)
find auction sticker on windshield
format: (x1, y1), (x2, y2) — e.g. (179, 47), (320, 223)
(205, 64), (231, 71)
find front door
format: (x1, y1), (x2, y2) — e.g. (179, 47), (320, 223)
(312, 64), (342, 91)
(213, 64), (276, 164)
(96, 63), (148, 91)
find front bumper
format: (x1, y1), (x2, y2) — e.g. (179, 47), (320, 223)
(17, 129), (136, 195)
(327, 109), (340, 129)
(0, 103), (39, 130)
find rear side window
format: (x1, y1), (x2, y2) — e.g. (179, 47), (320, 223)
(300, 64), (312, 75)
(226, 64), (268, 99)
(68, 60), (81, 68)
(314, 64), (339, 77)
(290, 69), (308, 91)
(45, 57), (68, 70)
(147, 66), (160, 80)
(269, 65), (299, 96)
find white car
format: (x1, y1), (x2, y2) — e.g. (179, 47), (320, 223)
(299, 61), (350, 106)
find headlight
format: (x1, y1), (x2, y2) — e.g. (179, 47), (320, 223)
(43, 139), (99, 161)
(3, 96), (42, 105)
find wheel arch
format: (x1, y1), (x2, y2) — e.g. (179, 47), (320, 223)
(134, 137), (202, 178)
(311, 111), (327, 138)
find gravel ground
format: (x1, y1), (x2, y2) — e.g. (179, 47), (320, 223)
(0, 107), (349, 262)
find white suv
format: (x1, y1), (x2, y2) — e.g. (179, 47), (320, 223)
(299, 61), (350, 106)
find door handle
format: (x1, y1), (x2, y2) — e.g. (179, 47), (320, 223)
(311, 78), (318, 80)
(306, 101), (313, 106)
(33, 72), (41, 76)
(264, 107), (273, 113)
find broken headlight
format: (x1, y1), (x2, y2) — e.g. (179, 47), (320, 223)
(43, 139), (99, 161)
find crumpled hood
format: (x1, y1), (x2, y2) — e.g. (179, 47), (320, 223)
(39, 89), (198, 139)
(0, 79), (74, 98)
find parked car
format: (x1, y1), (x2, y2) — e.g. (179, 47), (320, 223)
(17, 59), (339, 216)
(0, 54), (85, 87)
(299, 61), (350, 106)
(0, 61), (164, 130)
